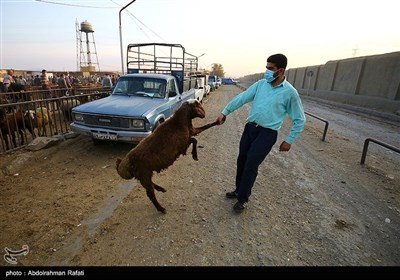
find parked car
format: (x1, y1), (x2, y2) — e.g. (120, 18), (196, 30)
(194, 76), (209, 102)
(194, 77), (205, 103)
(222, 78), (237, 85)
(194, 74), (210, 98)
(208, 75), (217, 92)
(216, 77), (222, 87)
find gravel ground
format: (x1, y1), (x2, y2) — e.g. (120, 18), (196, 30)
(1, 84), (399, 268)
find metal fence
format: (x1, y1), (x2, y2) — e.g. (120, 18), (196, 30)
(0, 87), (111, 153)
(360, 138), (400, 165)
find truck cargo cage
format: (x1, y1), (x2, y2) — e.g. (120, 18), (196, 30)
(127, 43), (198, 93)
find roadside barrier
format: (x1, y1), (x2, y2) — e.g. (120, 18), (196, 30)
(360, 138), (400, 165)
(304, 111), (329, 142)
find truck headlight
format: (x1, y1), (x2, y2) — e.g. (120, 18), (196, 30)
(73, 113), (84, 122)
(130, 119), (145, 129)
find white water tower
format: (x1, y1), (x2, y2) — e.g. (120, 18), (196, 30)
(76, 20), (100, 72)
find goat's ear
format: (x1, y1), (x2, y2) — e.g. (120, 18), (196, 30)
(193, 102), (205, 119)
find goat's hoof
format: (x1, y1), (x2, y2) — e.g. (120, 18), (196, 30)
(159, 208), (166, 214)
(154, 185), (166, 192)
(192, 155), (198, 161)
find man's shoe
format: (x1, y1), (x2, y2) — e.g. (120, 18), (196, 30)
(233, 201), (247, 213)
(226, 191), (237, 199)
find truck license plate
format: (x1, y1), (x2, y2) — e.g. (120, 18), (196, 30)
(92, 133), (117, 141)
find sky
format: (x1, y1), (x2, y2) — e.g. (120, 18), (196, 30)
(1, 0), (399, 78)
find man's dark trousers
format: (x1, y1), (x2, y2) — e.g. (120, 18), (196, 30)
(235, 122), (278, 204)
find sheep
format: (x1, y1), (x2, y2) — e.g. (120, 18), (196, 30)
(0, 109), (33, 150)
(115, 99), (218, 213)
(24, 107), (52, 137)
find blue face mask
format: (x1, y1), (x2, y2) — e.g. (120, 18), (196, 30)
(264, 69), (277, 83)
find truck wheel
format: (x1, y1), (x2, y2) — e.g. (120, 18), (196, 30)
(152, 120), (164, 132)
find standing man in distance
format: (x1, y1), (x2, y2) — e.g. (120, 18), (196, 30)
(2, 69), (15, 92)
(102, 73), (113, 88)
(216, 53), (306, 213)
(40, 69), (53, 98)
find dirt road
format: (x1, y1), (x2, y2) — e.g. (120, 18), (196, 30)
(1, 85), (399, 267)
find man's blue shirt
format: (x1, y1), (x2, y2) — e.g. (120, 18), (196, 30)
(221, 78), (306, 144)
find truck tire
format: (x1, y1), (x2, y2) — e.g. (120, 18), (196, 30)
(152, 119), (164, 132)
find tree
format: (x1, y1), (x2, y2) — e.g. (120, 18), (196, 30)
(211, 63), (225, 77)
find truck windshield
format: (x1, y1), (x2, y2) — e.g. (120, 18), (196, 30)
(112, 77), (167, 98)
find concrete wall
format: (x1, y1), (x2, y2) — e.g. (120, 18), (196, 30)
(241, 52), (400, 114)
(285, 52), (400, 114)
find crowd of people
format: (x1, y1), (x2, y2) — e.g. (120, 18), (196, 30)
(1, 69), (120, 94)
(0, 69), (119, 105)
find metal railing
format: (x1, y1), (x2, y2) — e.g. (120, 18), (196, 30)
(1, 87), (111, 153)
(304, 111), (329, 141)
(360, 138), (400, 165)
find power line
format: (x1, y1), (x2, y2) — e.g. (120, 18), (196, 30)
(110, 0), (166, 42)
(35, 0), (118, 9)
(125, 10), (166, 42)
(36, 0), (165, 41)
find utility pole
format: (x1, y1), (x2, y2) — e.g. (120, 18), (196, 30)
(352, 46), (359, 57)
(119, 0), (136, 75)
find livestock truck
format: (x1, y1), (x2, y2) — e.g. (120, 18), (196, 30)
(71, 43), (199, 144)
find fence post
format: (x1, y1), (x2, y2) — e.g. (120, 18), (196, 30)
(360, 138), (400, 165)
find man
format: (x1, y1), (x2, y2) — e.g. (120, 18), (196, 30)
(33, 75), (41, 86)
(40, 69), (50, 90)
(40, 69), (52, 98)
(101, 73), (112, 88)
(216, 54), (306, 213)
(57, 73), (70, 95)
(65, 73), (72, 88)
(2, 69), (15, 92)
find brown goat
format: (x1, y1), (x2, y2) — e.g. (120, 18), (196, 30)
(116, 99), (218, 213)
(24, 107), (52, 137)
(59, 98), (81, 122)
(0, 109), (33, 150)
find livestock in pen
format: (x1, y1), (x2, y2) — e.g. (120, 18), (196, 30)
(0, 109), (33, 150)
(116, 99), (218, 213)
(24, 107), (53, 137)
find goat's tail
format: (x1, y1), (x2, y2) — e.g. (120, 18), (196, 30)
(115, 157), (135, 180)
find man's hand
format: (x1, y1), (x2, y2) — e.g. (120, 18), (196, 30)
(279, 141), (291, 152)
(216, 114), (226, 125)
